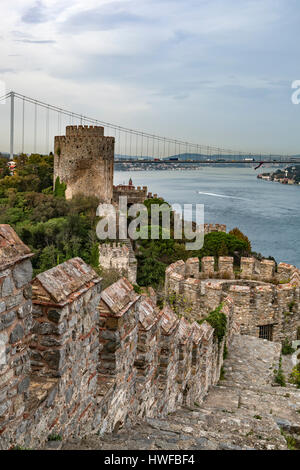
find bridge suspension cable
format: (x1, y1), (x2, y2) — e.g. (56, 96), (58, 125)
(2, 90), (295, 161)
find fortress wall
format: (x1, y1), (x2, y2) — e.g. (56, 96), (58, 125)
(165, 260), (185, 295)
(277, 263), (295, 282)
(54, 126), (114, 203)
(134, 297), (163, 419)
(99, 242), (137, 284)
(0, 229), (33, 442)
(253, 285), (276, 325)
(200, 323), (215, 393)
(175, 256), (299, 284)
(204, 224), (227, 234)
(259, 260), (276, 281)
(156, 306), (181, 414)
(164, 257), (300, 343)
(218, 256), (234, 279)
(1, 253), (102, 449)
(276, 284), (299, 342)
(3, 224), (299, 449)
(240, 257), (255, 278)
(228, 285), (251, 335)
(201, 256), (215, 277)
(168, 272), (185, 297)
(203, 282), (223, 313)
(185, 257), (199, 278)
(65, 125), (105, 137)
(183, 278), (201, 321)
(97, 278), (139, 433)
(186, 323), (206, 405)
(0, 242), (235, 449)
(176, 318), (194, 406)
(113, 185), (148, 205)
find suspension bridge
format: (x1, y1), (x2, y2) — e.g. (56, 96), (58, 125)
(0, 90), (297, 164)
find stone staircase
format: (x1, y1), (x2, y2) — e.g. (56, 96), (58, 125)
(61, 335), (300, 451)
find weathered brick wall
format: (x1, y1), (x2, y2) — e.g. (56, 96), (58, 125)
(113, 184), (148, 205)
(164, 257), (300, 343)
(2, 225), (298, 449)
(0, 225), (33, 442)
(54, 125), (114, 203)
(95, 277), (236, 434)
(99, 242), (137, 284)
(1, 251), (102, 449)
(97, 277), (139, 433)
(134, 295), (163, 419)
(203, 224), (227, 234)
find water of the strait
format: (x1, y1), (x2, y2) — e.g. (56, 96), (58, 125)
(114, 167), (300, 267)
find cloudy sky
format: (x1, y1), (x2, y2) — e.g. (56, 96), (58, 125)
(1, 0), (300, 154)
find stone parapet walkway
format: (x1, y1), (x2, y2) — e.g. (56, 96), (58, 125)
(62, 335), (300, 451)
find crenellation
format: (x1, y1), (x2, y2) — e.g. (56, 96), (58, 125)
(65, 125), (105, 137)
(113, 180), (148, 205)
(201, 256), (215, 276)
(99, 241), (137, 284)
(183, 278), (201, 320)
(0, 224), (299, 449)
(168, 271), (184, 296)
(203, 281), (223, 313)
(228, 285), (251, 327)
(277, 262), (295, 283)
(240, 257), (255, 278)
(164, 256), (300, 343)
(204, 223), (226, 234)
(185, 257), (199, 278)
(259, 259), (275, 281)
(218, 256), (234, 279)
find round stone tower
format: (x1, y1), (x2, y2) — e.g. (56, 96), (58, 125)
(54, 125), (115, 202)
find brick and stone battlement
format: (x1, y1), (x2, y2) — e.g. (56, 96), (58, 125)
(165, 257), (300, 342)
(113, 183), (148, 205)
(0, 225), (237, 449)
(113, 179), (165, 205)
(99, 241), (137, 284)
(203, 223), (227, 234)
(166, 256), (300, 283)
(65, 125), (105, 137)
(0, 225), (299, 449)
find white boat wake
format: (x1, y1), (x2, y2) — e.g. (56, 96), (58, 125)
(197, 191), (249, 201)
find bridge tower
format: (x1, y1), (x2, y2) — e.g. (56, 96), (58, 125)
(54, 125), (115, 202)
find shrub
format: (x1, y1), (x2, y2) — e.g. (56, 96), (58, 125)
(289, 364), (300, 388)
(54, 176), (66, 198)
(198, 303), (227, 345)
(274, 356), (286, 387)
(47, 433), (62, 442)
(229, 227), (252, 252)
(281, 338), (296, 355)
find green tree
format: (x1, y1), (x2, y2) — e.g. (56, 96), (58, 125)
(229, 227), (251, 252)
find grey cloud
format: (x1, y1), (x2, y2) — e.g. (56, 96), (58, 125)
(14, 39), (55, 44)
(12, 30), (55, 44)
(21, 1), (47, 24)
(61, 7), (148, 33)
(0, 68), (16, 73)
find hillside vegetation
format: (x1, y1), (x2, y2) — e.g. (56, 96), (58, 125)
(0, 153), (255, 286)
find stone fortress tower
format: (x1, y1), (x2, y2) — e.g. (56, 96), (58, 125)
(54, 125), (114, 202)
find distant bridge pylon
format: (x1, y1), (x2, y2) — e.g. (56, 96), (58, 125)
(0, 90), (295, 163)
